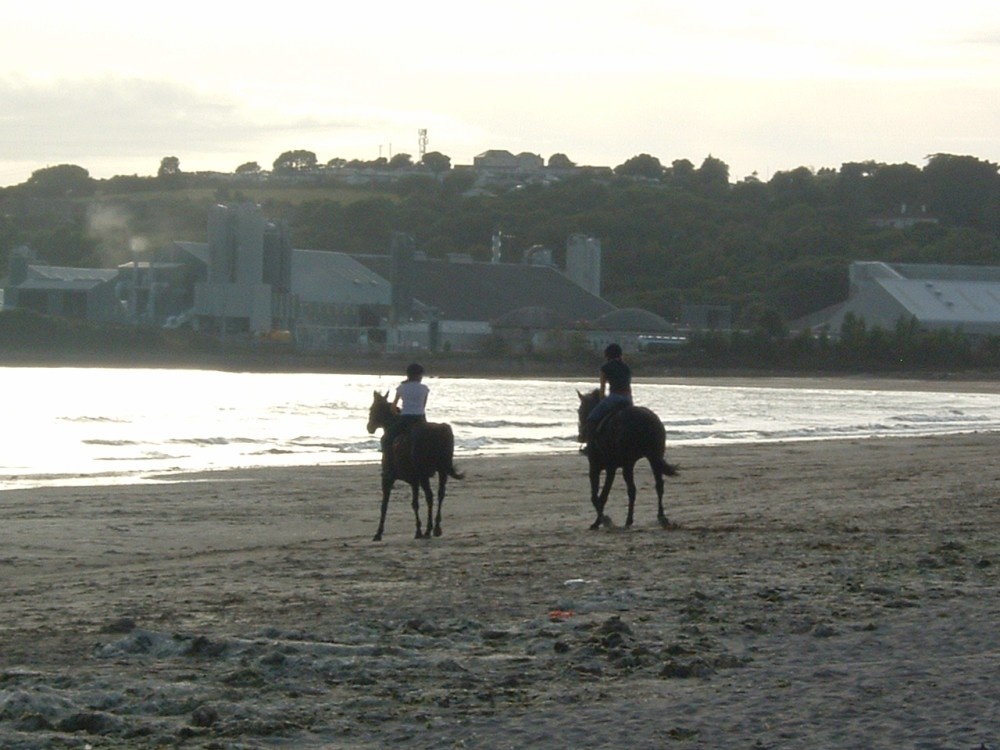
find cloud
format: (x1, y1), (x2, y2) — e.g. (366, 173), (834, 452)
(1, 77), (234, 157)
(0, 76), (383, 180)
(3, 2), (1000, 190)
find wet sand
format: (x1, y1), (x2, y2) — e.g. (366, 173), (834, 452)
(2, 429), (1000, 748)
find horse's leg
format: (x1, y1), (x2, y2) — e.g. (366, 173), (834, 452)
(410, 481), (425, 539)
(418, 475), (434, 539)
(651, 456), (668, 528)
(588, 461), (605, 529)
(373, 473), (393, 542)
(432, 472), (446, 537)
(597, 466), (618, 528)
(622, 462), (637, 528)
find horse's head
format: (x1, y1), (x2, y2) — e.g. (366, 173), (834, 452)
(366, 390), (393, 434)
(576, 388), (601, 441)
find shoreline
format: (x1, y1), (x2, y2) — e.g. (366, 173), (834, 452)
(3, 354), (999, 394)
(3, 348), (1000, 390)
(634, 372), (1000, 393)
(7, 422), (1000, 495)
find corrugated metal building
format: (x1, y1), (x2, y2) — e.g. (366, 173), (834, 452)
(357, 239), (615, 353)
(794, 261), (1000, 337)
(291, 249), (391, 351)
(3, 246), (121, 322)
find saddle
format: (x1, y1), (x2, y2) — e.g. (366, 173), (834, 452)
(388, 424), (424, 466)
(594, 401), (630, 435)
(382, 435), (411, 478)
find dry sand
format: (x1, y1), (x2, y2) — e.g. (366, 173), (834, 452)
(2, 430), (1000, 748)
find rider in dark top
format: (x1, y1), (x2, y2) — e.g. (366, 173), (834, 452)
(582, 343), (632, 452)
(600, 354), (631, 399)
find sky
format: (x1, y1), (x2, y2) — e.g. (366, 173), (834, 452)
(2, 0), (999, 187)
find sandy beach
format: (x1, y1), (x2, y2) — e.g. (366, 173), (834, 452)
(2, 427), (999, 748)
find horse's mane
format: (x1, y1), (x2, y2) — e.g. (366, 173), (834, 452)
(373, 391), (401, 414)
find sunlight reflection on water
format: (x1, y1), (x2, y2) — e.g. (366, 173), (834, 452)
(5, 367), (1000, 490)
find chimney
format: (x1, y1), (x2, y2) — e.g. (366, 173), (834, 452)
(8, 246), (34, 286)
(390, 232), (415, 323)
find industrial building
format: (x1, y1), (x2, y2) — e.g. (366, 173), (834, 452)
(3, 202), (693, 354)
(793, 261), (1000, 338)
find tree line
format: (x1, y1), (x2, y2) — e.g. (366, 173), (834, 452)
(2, 151), (999, 340)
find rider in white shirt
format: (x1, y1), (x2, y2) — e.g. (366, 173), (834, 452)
(381, 362), (429, 453)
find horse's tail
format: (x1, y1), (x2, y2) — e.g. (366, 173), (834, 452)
(439, 423), (464, 480)
(446, 428), (464, 480)
(654, 452), (679, 478)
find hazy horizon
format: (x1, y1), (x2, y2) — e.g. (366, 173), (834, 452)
(3, 1), (999, 188)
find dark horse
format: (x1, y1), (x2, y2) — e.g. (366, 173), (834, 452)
(366, 390), (463, 542)
(577, 389), (678, 530)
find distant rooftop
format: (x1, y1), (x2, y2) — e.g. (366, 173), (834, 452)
(358, 254), (615, 323)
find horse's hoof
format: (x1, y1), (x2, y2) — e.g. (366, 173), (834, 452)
(372, 534), (383, 542)
(433, 527), (442, 537)
(601, 515), (615, 528)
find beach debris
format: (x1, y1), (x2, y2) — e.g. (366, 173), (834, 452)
(99, 616), (137, 634)
(811, 622), (838, 638)
(190, 704), (219, 727)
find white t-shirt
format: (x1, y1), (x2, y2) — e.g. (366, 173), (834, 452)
(395, 380), (429, 415)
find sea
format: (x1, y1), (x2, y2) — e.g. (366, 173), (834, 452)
(4, 366), (1000, 492)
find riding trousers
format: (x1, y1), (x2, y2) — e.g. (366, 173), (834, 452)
(381, 414), (426, 450)
(587, 392), (633, 424)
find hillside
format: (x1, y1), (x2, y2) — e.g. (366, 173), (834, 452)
(2, 154), (999, 331)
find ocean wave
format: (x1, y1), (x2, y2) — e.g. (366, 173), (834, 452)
(286, 440), (348, 450)
(166, 436), (266, 446)
(286, 436), (378, 449)
(889, 411), (990, 424)
(95, 452), (182, 463)
(464, 435), (571, 446)
(453, 419), (564, 429)
(249, 440), (379, 456)
(330, 443), (382, 454)
(58, 415), (129, 424)
(0, 469), (144, 490)
(663, 418), (718, 427)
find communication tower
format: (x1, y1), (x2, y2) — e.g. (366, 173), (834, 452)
(418, 128), (428, 159)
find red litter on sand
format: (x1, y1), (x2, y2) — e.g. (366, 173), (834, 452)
(548, 609), (574, 622)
